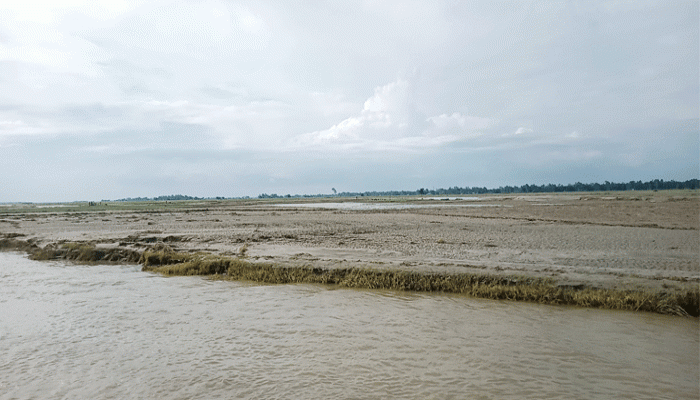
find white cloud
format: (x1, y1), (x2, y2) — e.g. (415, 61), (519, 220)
(0, 112), (71, 136)
(427, 113), (489, 130)
(0, 120), (39, 136)
(2, 0), (137, 23)
(0, 0), (696, 201)
(291, 78), (494, 151)
(308, 91), (357, 117)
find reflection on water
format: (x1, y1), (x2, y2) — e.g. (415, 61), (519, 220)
(1, 252), (698, 399)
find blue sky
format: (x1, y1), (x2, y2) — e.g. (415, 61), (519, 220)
(0, 0), (697, 202)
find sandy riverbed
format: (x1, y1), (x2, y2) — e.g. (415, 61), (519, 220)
(1, 191), (697, 293)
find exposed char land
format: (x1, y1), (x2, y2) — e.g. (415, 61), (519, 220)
(1, 191), (698, 313)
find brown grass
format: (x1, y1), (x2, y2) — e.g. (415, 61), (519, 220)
(2, 234), (696, 317)
(140, 250), (699, 317)
(32, 243), (141, 263)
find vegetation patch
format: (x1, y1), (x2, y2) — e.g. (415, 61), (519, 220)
(0, 235), (37, 253)
(2, 234), (697, 317)
(0, 235), (140, 263)
(140, 249), (700, 317)
(30, 242), (141, 263)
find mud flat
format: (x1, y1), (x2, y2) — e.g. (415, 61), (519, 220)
(1, 190), (698, 315)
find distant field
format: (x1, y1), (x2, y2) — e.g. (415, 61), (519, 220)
(1, 189), (697, 315)
(0, 189), (696, 214)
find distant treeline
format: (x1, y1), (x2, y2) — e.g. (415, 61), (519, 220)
(259, 178), (699, 198)
(112, 194), (204, 202)
(108, 179), (698, 202)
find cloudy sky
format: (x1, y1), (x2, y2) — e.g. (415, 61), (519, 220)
(0, 0), (697, 202)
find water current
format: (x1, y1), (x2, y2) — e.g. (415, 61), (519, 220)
(1, 252), (697, 399)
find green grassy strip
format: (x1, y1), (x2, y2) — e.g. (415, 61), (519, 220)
(140, 250), (699, 317)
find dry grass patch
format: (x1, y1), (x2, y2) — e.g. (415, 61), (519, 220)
(140, 249), (699, 317)
(30, 242), (141, 263)
(2, 234), (695, 317)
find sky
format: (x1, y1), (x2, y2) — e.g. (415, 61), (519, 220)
(0, 0), (697, 202)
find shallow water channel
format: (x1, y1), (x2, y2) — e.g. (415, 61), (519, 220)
(1, 252), (698, 399)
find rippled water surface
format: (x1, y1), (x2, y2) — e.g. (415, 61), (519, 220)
(1, 252), (698, 399)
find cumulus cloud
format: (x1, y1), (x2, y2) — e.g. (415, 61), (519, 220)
(0, 0), (697, 201)
(425, 113), (492, 137)
(291, 78), (494, 151)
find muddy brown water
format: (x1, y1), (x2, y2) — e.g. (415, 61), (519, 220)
(1, 252), (698, 399)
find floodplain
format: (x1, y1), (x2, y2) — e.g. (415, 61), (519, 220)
(1, 190), (698, 315)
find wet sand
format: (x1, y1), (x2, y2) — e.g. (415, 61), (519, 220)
(1, 190), (698, 294)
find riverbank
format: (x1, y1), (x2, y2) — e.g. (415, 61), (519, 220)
(0, 237), (697, 316)
(1, 191), (698, 316)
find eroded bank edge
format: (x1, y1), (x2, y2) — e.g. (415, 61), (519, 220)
(1, 235), (698, 317)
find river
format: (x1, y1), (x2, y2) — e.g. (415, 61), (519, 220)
(1, 252), (697, 399)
